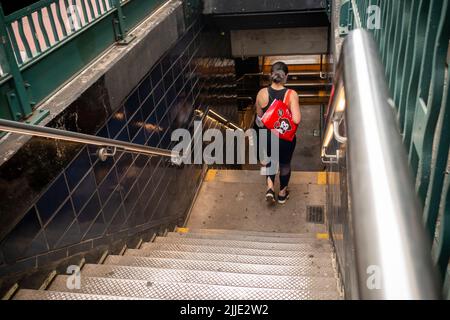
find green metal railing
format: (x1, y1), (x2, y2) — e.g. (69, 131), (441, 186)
(0, 0), (168, 123)
(5, 0), (116, 66)
(340, 0), (450, 296)
(0, 45), (8, 79)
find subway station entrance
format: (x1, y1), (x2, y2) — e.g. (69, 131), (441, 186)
(0, 0), (448, 300)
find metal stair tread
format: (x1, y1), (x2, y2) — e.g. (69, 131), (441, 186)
(125, 248), (333, 267)
(167, 232), (319, 243)
(181, 228), (316, 238)
(153, 236), (332, 252)
(13, 289), (140, 300)
(103, 255), (335, 277)
(49, 275), (340, 300)
(81, 264), (339, 291)
(140, 242), (332, 258)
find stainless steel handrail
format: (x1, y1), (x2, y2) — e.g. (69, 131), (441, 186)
(195, 108), (244, 131)
(0, 118), (175, 159)
(322, 29), (439, 299)
(0, 106), (240, 162)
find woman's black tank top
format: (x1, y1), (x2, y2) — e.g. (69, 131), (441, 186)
(262, 87), (288, 114)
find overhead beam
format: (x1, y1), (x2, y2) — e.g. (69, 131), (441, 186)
(203, 0), (326, 14)
(231, 27), (328, 57)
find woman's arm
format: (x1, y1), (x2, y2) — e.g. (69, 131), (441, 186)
(290, 90), (301, 125)
(255, 88), (268, 117)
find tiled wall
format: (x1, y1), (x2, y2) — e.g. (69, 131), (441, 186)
(0, 19), (209, 287)
(197, 58), (238, 123)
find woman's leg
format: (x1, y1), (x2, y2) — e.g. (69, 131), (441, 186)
(261, 128), (276, 191)
(279, 163), (292, 196)
(266, 166), (276, 191)
(278, 137), (296, 196)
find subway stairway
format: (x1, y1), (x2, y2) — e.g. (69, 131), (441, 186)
(12, 168), (342, 300)
(0, 0), (449, 301)
(14, 226), (341, 300)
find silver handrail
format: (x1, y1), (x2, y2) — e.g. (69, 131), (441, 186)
(195, 108), (244, 131)
(0, 107), (239, 162)
(322, 29), (439, 299)
(0, 118), (175, 159)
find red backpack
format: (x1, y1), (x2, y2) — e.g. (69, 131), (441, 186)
(261, 89), (298, 142)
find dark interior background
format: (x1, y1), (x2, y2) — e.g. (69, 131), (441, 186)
(1, 1), (37, 15)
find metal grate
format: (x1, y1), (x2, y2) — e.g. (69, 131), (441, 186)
(307, 206), (324, 224)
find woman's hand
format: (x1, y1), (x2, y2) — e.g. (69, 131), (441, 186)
(255, 115), (264, 128)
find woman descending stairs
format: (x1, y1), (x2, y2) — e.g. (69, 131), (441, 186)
(13, 228), (342, 300)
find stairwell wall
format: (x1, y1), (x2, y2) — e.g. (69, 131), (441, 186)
(0, 2), (233, 295)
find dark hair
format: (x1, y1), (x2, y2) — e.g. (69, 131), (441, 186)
(271, 61), (289, 84)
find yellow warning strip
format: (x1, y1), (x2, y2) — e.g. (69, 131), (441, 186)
(316, 233), (329, 240)
(176, 227), (189, 234)
(317, 233), (344, 240)
(317, 172), (327, 185)
(204, 169), (217, 182)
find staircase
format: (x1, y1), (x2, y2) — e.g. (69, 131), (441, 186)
(13, 228), (341, 300)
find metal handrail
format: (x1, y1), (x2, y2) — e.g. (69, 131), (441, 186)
(195, 108), (244, 131)
(0, 118), (175, 159)
(0, 106), (241, 162)
(322, 29), (439, 299)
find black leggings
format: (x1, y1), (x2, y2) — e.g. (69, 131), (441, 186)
(262, 129), (296, 191)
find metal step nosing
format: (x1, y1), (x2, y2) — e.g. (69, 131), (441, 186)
(166, 232), (318, 243)
(185, 228), (317, 238)
(80, 264), (339, 292)
(103, 255), (336, 277)
(49, 275), (340, 300)
(124, 248), (333, 267)
(153, 237), (332, 252)
(140, 242), (332, 258)
(13, 289), (141, 300)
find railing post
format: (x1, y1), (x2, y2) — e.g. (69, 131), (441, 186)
(112, 0), (134, 44)
(0, 3), (33, 120)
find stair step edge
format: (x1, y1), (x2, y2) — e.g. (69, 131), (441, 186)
(182, 228), (318, 238)
(48, 275), (341, 300)
(13, 289), (140, 300)
(124, 248), (333, 266)
(153, 237), (332, 252)
(139, 242), (333, 257)
(80, 263), (339, 291)
(167, 232), (319, 243)
(102, 255), (336, 277)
